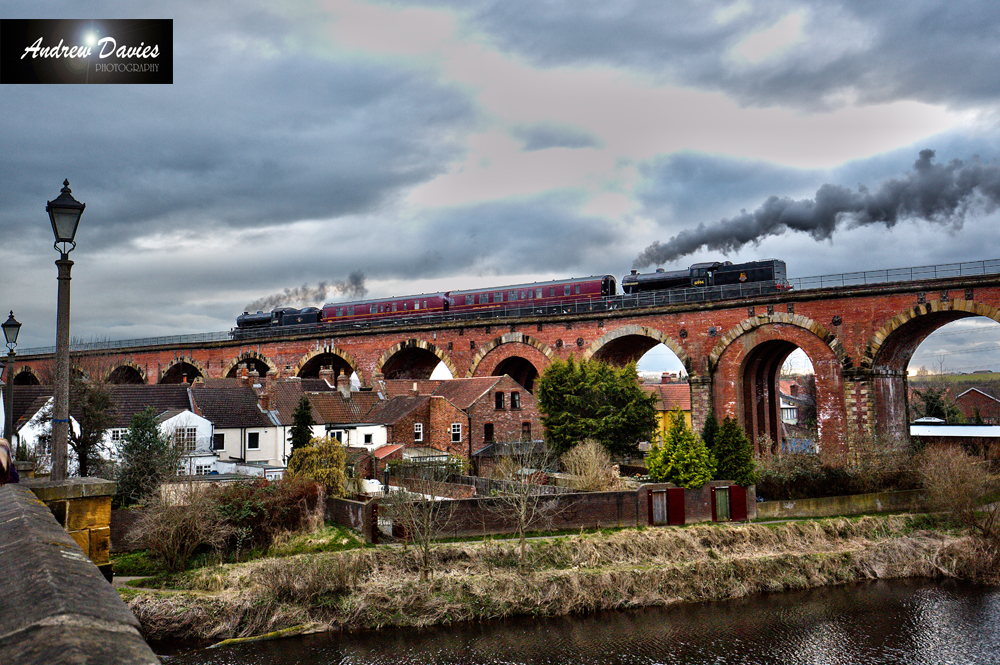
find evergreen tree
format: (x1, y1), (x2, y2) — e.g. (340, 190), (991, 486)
(537, 356), (657, 458)
(714, 416), (757, 487)
(116, 407), (179, 506)
(668, 424), (716, 489)
(646, 408), (715, 488)
(701, 412), (720, 456)
(288, 395), (315, 455)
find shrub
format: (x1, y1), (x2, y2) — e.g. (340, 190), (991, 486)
(286, 436), (347, 496)
(131, 490), (233, 572)
(211, 476), (325, 554)
(560, 439), (624, 491)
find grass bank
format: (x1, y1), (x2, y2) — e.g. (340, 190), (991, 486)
(125, 514), (971, 643)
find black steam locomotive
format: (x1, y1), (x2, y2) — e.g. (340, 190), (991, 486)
(621, 259), (788, 294)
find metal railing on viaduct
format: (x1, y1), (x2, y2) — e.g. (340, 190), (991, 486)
(19, 258), (1000, 356)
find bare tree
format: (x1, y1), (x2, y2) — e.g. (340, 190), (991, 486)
(378, 488), (456, 582)
(560, 439), (625, 491)
(486, 441), (566, 569)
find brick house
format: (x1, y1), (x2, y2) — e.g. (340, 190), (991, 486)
(643, 382), (692, 442)
(371, 376), (542, 459)
(955, 388), (1000, 424)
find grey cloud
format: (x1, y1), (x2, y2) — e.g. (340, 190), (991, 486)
(635, 150), (1000, 267)
(401, 0), (1000, 110)
(511, 122), (603, 151)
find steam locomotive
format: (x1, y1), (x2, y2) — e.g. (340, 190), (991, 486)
(234, 259), (788, 334)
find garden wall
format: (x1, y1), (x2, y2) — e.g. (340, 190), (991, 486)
(756, 489), (928, 520)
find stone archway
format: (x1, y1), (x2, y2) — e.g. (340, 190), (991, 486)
(585, 325), (691, 374)
(296, 347), (360, 383)
(224, 351), (279, 380)
(378, 339), (456, 381)
(710, 314), (846, 455)
(862, 299), (1000, 442)
(159, 357), (207, 384)
(468, 332), (554, 392)
(107, 361), (146, 385)
(12, 367), (41, 385)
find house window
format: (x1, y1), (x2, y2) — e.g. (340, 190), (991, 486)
(174, 427), (197, 453)
(521, 422), (531, 440)
(414, 423), (423, 442)
(247, 432), (260, 449)
(451, 423), (462, 443)
(109, 428), (126, 443)
(195, 464), (211, 476)
(484, 423), (494, 443)
(511, 392), (520, 410)
(213, 433), (225, 450)
(364, 433), (373, 445)
(495, 392), (505, 409)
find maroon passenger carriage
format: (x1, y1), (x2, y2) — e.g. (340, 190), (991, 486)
(321, 292), (450, 323)
(447, 275), (617, 314)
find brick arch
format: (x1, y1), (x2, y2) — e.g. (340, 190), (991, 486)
(295, 347), (360, 377)
(107, 360), (147, 384)
(708, 313), (847, 372)
(467, 333), (555, 377)
(12, 366), (42, 385)
(711, 316), (848, 455)
(377, 339), (457, 380)
(863, 299), (1000, 371)
(159, 357), (208, 384)
(223, 350), (279, 379)
(584, 324), (690, 372)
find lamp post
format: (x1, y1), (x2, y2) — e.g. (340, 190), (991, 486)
(3, 311), (21, 446)
(48, 180), (85, 481)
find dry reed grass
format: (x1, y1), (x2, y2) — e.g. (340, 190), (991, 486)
(128, 515), (960, 642)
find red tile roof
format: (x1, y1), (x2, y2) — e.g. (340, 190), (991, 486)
(643, 384), (691, 412)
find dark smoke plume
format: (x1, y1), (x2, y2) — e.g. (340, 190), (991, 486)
(244, 271), (368, 312)
(634, 150), (1000, 268)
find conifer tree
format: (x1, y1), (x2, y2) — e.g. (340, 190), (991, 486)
(667, 418), (716, 488)
(116, 407), (179, 506)
(701, 412), (719, 456)
(714, 416), (757, 487)
(288, 395), (315, 455)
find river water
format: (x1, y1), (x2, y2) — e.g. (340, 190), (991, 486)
(162, 579), (1000, 664)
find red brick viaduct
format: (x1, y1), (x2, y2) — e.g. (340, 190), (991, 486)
(11, 272), (1000, 455)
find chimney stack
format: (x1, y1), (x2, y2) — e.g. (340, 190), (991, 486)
(319, 366), (335, 386)
(336, 372), (351, 399)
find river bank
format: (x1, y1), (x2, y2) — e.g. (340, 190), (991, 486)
(123, 514), (971, 643)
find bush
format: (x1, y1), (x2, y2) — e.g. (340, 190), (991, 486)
(211, 476), (325, 554)
(131, 490), (234, 572)
(560, 439), (624, 491)
(286, 436), (347, 496)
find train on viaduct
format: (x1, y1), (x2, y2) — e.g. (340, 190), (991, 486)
(9, 262), (1000, 456)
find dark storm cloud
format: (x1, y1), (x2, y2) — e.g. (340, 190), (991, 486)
(634, 150), (1000, 267)
(510, 122), (603, 151)
(0, 1), (476, 252)
(401, 0), (1000, 109)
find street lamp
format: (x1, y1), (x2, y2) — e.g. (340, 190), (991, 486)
(3, 311), (21, 445)
(48, 180), (85, 481)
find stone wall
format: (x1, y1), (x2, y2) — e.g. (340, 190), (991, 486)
(0, 485), (158, 664)
(756, 489), (927, 520)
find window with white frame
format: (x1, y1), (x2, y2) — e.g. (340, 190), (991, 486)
(109, 428), (127, 444)
(414, 422), (423, 442)
(451, 423), (462, 443)
(195, 464), (211, 476)
(174, 427), (197, 453)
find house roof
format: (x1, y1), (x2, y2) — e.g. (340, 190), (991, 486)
(308, 391), (383, 425)
(9, 384), (192, 430)
(643, 384), (691, 412)
(190, 384), (272, 428)
(430, 376), (503, 410)
(366, 395), (430, 425)
(911, 424), (1000, 438)
(382, 379), (444, 398)
(956, 387), (1000, 404)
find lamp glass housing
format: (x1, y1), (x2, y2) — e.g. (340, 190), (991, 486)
(2, 311), (20, 348)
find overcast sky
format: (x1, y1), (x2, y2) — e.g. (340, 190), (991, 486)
(2, 0), (999, 376)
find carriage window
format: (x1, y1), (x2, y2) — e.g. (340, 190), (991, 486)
(575, 285), (581, 294)
(392, 303), (397, 312)
(336, 308), (343, 316)
(466, 296), (474, 305)
(549, 287), (555, 297)
(494, 291), (503, 303)
(509, 290), (517, 300)
(348, 306), (354, 315)
(413, 301), (419, 310)
(564, 285), (570, 296)
(536, 289), (542, 298)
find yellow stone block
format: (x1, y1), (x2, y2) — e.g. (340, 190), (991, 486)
(69, 529), (91, 557)
(89, 527), (111, 566)
(64, 496), (112, 531)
